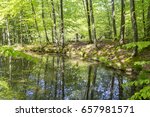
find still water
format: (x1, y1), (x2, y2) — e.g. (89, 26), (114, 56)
(0, 55), (134, 100)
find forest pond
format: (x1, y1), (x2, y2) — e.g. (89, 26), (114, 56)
(0, 55), (135, 100)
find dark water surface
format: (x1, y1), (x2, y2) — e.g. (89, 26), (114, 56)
(0, 55), (135, 100)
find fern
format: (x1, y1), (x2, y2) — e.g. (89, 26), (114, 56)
(123, 41), (150, 52)
(126, 70), (150, 100)
(134, 61), (150, 68)
(130, 86), (150, 100)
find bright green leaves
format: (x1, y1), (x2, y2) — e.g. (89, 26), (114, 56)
(0, 78), (15, 99)
(125, 70), (150, 100)
(130, 86), (150, 100)
(0, 46), (38, 62)
(123, 41), (150, 52)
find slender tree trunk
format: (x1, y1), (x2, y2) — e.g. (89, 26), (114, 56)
(41, 0), (49, 43)
(85, 0), (92, 43)
(20, 11), (23, 46)
(130, 0), (138, 56)
(25, 24), (31, 44)
(30, 0), (41, 44)
(12, 19), (17, 44)
(26, 24), (33, 43)
(2, 28), (6, 45)
(106, 3), (112, 39)
(60, 0), (65, 49)
(6, 18), (11, 46)
(120, 0), (125, 44)
(51, 26), (54, 43)
(142, 0), (146, 38)
(89, 0), (97, 47)
(0, 28), (2, 45)
(19, 10), (23, 45)
(51, 0), (58, 44)
(82, 0), (87, 14)
(111, 0), (117, 40)
(146, 4), (150, 39)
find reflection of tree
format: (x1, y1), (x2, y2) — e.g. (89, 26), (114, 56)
(109, 75), (114, 100)
(54, 56), (59, 99)
(61, 56), (65, 100)
(86, 65), (92, 100)
(43, 57), (49, 99)
(91, 65), (97, 100)
(9, 56), (12, 86)
(0, 56), (136, 100)
(34, 58), (42, 99)
(86, 65), (98, 100)
(118, 75), (123, 100)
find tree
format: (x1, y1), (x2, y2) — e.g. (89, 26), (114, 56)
(89, 0), (97, 47)
(6, 18), (11, 46)
(130, 0), (139, 56)
(142, 0), (146, 38)
(30, 0), (41, 44)
(111, 0), (117, 40)
(120, 0), (125, 44)
(41, 0), (49, 43)
(51, 0), (58, 44)
(146, 4), (150, 39)
(60, 0), (65, 49)
(85, 0), (92, 43)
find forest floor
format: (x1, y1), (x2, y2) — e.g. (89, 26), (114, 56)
(14, 40), (150, 74)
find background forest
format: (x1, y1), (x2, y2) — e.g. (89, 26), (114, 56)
(0, 0), (149, 47)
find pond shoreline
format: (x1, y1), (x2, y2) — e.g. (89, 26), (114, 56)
(20, 41), (137, 74)
(1, 40), (148, 75)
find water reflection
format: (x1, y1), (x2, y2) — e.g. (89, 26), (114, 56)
(0, 55), (134, 100)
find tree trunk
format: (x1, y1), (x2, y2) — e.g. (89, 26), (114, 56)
(146, 4), (150, 39)
(51, 26), (54, 43)
(89, 0), (97, 47)
(0, 28), (3, 45)
(2, 28), (6, 45)
(85, 0), (92, 43)
(142, 0), (146, 38)
(111, 0), (117, 40)
(120, 0), (125, 44)
(51, 0), (58, 44)
(6, 18), (11, 46)
(130, 0), (138, 56)
(30, 0), (41, 44)
(19, 11), (23, 46)
(106, 3), (112, 39)
(41, 0), (49, 43)
(60, 0), (65, 49)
